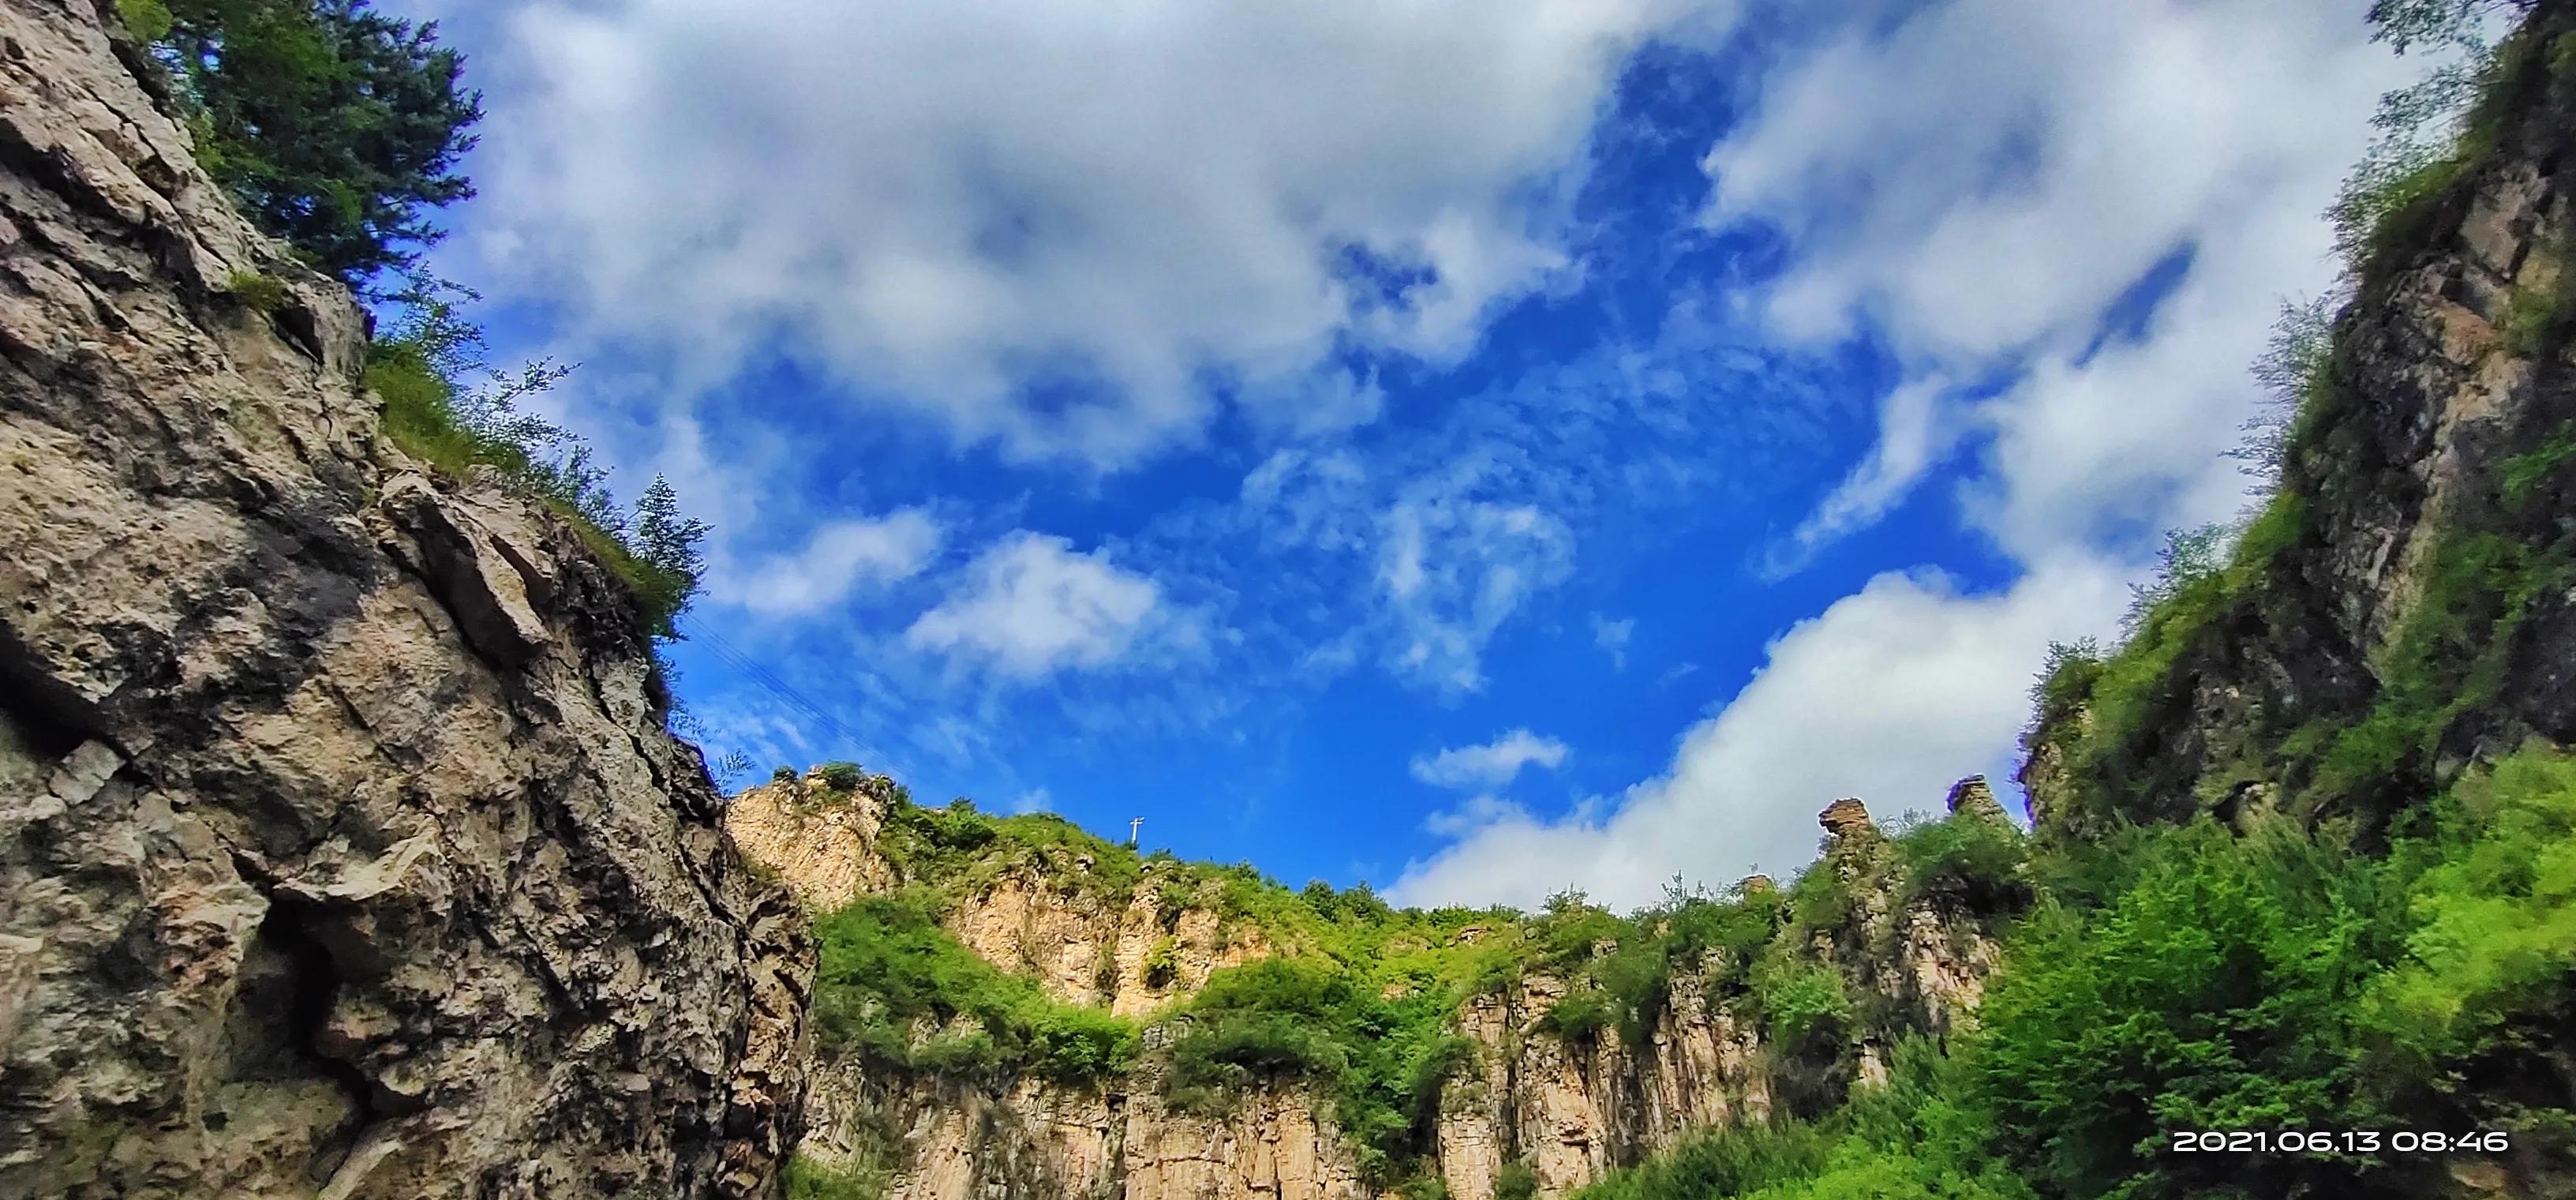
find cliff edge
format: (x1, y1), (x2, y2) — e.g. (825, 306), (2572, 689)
(0, 2), (810, 1196)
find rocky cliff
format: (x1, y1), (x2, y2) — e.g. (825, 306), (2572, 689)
(732, 773), (2010, 1199)
(2023, 7), (2576, 839)
(0, 2), (810, 1195)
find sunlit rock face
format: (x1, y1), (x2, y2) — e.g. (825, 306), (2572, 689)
(0, 2), (810, 1195)
(741, 777), (2009, 1199)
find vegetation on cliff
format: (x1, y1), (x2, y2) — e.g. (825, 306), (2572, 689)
(122, 0), (713, 636)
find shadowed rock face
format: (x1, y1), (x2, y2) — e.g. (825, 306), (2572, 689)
(0, 2), (811, 1196)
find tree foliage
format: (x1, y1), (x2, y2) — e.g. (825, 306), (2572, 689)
(151, 0), (481, 283)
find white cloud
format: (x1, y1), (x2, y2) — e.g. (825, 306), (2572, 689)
(1707, 0), (2408, 561)
(1389, 562), (2129, 911)
(1411, 729), (1571, 789)
(1375, 459), (1578, 695)
(1393, 0), (2415, 909)
(469, 0), (1702, 465)
(1012, 788), (1055, 815)
(718, 509), (943, 617)
(1591, 613), (1636, 669)
(1765, 376), (1957, 575)
(905, 532), (1174, 680)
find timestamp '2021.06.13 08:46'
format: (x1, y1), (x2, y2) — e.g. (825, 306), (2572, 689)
(2170, 1131), (2514, 1154)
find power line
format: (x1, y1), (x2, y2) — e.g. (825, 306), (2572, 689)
(677, 614), (871, 757)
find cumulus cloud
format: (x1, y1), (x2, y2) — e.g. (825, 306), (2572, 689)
(718, 509), (943, 617)
(1709, 0), (2407, 561)
(905, 532), (1176, 680)
(1388, 562), (2129, 910)
(1410, 729), (1571, 789)
(467, 0), (1698, 464)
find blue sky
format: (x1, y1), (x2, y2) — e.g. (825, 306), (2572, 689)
(395, 0), (2412, 909)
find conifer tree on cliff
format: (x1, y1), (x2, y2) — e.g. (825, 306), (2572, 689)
(134, 0), (482, 287)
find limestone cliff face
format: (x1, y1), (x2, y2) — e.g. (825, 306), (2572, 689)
(731, 778), (1266, 1014)
(0, 2), (810, 1196)
(737, 781), (2003, 1199)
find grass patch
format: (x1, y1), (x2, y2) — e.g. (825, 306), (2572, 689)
(366, 279), (705, 637)
(2502, 421), (2576, 508)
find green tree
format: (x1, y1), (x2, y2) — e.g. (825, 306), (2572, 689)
(152, 0), (481, 283)
(633, 475), (710, 636)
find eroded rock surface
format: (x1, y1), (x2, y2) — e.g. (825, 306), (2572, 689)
(0, 2), (810, 1195)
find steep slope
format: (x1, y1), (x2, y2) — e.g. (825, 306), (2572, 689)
(2024, 0), (2576, 839)
(731, 771), (2016, 1199)
(0, 2), (809, 1196)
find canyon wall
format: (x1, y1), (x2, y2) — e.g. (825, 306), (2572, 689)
(733, 775), (2009, 1199)
(0, 2), (810, 1195)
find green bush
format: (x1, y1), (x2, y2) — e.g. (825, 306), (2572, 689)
(1750, 960), (1850, 1050)
(810, 890), (1137, 1087)
(1892, 812), (2031, 913)
(772, 765), (798, 783)
(1973, 822), (2390, 1198)
(784, 1152), (888, 1200)
(817, 762), (864, 792)
(1537, 987), (1612, 1042)
(1142, 936), (1180, 988)
(1166, 957), (1471, 1183)
(1494, 1161), (1538, 1200)
(221, 268), (290, 313)
(2366, 747), (2576, 1067)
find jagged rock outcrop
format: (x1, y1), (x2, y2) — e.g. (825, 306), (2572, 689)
(1815, 797), (1874, 839)
(0, 2), (810, 1195)
(1943, 775), (2007, 821)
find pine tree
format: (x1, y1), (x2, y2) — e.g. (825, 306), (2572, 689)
(151, 0), (483, 285)
(631, 475), (708, 637)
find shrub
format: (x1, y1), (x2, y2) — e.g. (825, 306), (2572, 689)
(221, 269), (290, 313)
(772, 766), (798, 783)
(1495, 1161), (1539, 1200)
(1750, 960), (1850, 1049)
(1973, 822), (2389, 1198)
(2366, 747), (2576, 1068)
(1893, 812), (2031, 914)
(1165, 957), (1470, 1183)
(817, 762), (864, 792)
(784, 1152), (889, 1200)
(1142, 936), (1180, 988)
(1537, 987), (1612, 1042)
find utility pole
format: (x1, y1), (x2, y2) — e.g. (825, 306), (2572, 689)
(1128, 816), (1144, 848)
